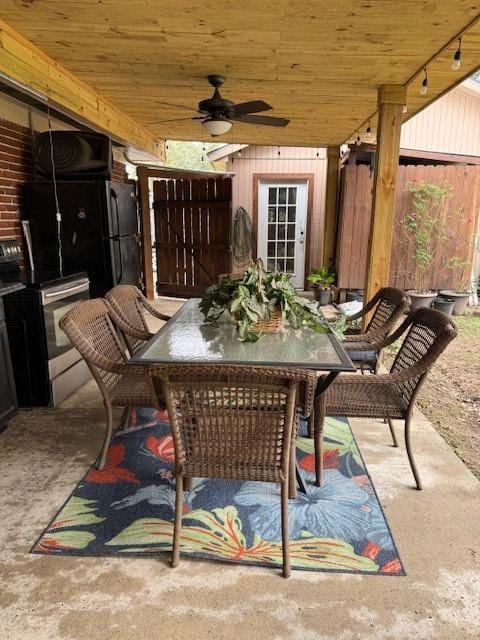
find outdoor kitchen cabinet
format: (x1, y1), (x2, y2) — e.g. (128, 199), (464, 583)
(0, 289), (20, 431)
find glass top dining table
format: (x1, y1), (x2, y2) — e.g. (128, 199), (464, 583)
(130, 298), (355, 373)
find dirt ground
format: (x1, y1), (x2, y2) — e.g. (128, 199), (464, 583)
(388, 311), (480, 480)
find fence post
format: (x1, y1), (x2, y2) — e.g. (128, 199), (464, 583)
(323, 146), (340, 268)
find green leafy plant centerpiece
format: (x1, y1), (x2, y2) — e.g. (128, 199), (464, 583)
(199, 259), (328, 342)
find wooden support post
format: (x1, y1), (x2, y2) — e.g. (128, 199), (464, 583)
(363, 85), (406, 328)
(323, 146), (340, 268)
(137, 167), (155, 300)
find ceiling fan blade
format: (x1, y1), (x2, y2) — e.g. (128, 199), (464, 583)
(230, 114), (290, 127)
(147, 116), (204, 125)
(230, 100), (272, 116)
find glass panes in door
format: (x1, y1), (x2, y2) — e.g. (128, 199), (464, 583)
(266, 186), (298, 274)
(258, 180), (308, 288)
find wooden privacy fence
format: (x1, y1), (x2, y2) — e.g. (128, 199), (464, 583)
(336, 164), (480, 291)
(153, 177), (232, 297)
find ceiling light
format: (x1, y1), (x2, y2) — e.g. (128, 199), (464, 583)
(451, 38), (462, 71)
(202, 116), (232, 136)
(419, 68), (428, 96)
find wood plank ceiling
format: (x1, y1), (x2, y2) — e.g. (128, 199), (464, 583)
(1, 1), (480, 147)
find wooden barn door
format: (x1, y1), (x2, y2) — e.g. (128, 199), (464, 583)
(153, 177), (232, 296)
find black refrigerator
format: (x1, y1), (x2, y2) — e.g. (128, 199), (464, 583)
(25, 181), (140, 297)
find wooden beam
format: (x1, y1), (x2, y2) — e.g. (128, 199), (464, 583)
(0, 19), (164, 160)
(358, 143), (480, 166)
(323, 146), (340, 268)
(363, 85), (406, 325)
(137, 167), (155, 300)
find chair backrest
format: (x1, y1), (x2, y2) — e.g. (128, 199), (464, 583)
(59, 298), (127, 394)
(150, 365), (315, 483)
(365, 287), (410, 336)
(105, 285), (150, 355)
(389, 308), (457, 405)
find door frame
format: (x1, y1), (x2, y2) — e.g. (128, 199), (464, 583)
(252, 173), (314, 290)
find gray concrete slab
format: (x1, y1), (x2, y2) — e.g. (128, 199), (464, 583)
(0, 298), (479, 640)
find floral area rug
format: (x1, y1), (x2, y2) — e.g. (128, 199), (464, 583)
(32, 409), (405, 575)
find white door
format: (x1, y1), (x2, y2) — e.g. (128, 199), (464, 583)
(258, 181), (308, 288)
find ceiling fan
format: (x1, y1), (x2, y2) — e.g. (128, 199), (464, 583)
(149, 75), (290, 136)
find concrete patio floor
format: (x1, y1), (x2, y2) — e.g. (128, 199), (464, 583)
(0, 298), (479, 640)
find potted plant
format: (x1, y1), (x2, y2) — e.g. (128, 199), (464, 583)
(399, 181), (452, 311)
(437, 230), (479, 315)
(307, 266), (335, 305)
(200, 259), (328, 342)
(432, 296), (455, 316)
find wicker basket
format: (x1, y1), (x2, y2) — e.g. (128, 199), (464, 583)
(232, 306), (283, 334)
(251, 307), (283, 334)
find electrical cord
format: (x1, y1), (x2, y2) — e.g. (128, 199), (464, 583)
(46, 100), (63, 276)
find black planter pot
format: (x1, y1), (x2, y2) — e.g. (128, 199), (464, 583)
(314, 288), (331, 306)
(346, 289), (363, 303)
(433, 297), (455, 316)
(439, 290), (470, 316)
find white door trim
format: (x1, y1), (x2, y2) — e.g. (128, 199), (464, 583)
(257, 179), (308, 288)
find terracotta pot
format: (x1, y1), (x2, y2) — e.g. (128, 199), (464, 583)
(439, 290), (470, 316)
(406, 290), (438, 312)
(433, 297), (455, 316)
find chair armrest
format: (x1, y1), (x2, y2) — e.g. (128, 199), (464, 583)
(106, 302), (153, 342)
(139, 293), (172, 321)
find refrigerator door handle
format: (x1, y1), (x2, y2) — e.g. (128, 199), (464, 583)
(111, 237), (123, 284)
(110, 188), (120, 237)
(116, 238), (123, 284)
(22, 220), (35, 273)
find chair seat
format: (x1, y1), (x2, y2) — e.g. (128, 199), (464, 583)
(324, 381), (407, 419)
(111, 372), (158, 407)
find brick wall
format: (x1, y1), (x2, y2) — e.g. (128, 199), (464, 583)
(0, 117), (128, 247)
(0, 118), (33, 245)
(112, 160), (128, 182)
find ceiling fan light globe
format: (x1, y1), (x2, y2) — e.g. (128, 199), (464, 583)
(203, 117), (233, 136)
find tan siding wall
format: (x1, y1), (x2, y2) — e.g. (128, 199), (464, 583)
(401, 86), (480, 156)
(227, 146), (327, 273)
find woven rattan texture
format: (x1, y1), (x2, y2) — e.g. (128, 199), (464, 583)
(322, 309), (456, 418)
(150, 365), (316, 482)
(344, 288), (411, 347)
(105, 285), (170, 355)
(59, 298), (156, 407)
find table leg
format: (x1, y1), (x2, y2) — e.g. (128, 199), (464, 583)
(295, 371), (341, 494)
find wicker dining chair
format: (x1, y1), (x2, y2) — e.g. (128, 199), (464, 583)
(59, 299), (158, 469)
(341, 287), (411, 373)
(314, 308), (457, 490)
(105, 285), (171, 356)
(149, 364), (317, 578)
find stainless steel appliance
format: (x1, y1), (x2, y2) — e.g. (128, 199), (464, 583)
(4, 264), (91, 407)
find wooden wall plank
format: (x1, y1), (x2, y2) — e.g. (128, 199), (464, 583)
(337, 163), (480, 292)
